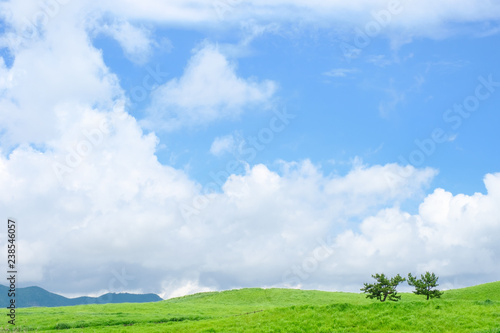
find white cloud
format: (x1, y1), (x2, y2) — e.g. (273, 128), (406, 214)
(447, 134), (458, 142)
(1, 0), (500, 299)
(2, 112), (500, 295)
(162, 280), (215, 299)
(323, 68), (359, 78)
(378, 83), (406, 117)
(0, 4), (122, 149)
(366, 54), (393, 67)
(91, 19), (157, 65)
(210, 134), (237, 156)
(95, 0), (500, 39)
(327, 173), (500, 289)
(143, 44), (277, 131)
(2, 1), (500, 54)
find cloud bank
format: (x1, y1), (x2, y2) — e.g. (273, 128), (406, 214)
(0, 0), (499, 299)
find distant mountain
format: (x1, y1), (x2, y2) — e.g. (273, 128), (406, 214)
(0, 285), (162, 308)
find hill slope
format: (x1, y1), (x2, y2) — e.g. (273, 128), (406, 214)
(3, 282), (500, 332)
(0, 285), (162, 308)
(442, 280), (500, 301)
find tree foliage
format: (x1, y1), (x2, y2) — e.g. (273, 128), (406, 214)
(360, 273), (406, 302)
(407, 272), (443, 300)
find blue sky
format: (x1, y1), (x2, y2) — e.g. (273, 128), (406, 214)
(1, 1), (500, 298)
(97, 23), (500, 197)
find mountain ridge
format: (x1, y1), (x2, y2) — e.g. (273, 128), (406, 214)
(0, 285), (163, 308)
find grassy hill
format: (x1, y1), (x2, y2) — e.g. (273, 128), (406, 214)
(441, 281), (500, 302)
(2, 282), (500, 332)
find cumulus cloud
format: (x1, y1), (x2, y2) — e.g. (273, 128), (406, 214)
(97, 0), (500, 39)
(0, 105), (199, 294)
(326, 173), (500, 291)
(3, 1), (500, 49)
(1, 0), (499, 300)
(143, 44), (277, 131)
(0, 4), (122, 149)
(3, 132), (500, 297)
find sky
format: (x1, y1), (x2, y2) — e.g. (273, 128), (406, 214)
(0, 0), (499, 299)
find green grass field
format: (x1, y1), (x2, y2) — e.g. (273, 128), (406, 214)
(2, 281), (500, 332)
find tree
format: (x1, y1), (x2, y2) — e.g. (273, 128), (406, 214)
(407, 272), (443, 300)
(360, 273), (406, 302)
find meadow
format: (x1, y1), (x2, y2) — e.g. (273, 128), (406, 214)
(2, 281), (500, 332)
